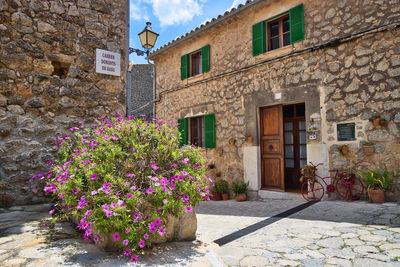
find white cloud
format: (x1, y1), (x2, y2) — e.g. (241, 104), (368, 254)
(149, 0), (203, 27)
(229, 0), (246, 10)
(130, 1), (149, 21)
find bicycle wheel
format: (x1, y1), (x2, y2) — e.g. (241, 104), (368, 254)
(301, 180), (324, 202)
(335, 175), (364, 201)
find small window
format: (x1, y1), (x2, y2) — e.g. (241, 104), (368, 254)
(180, 45), (210, 80)
(252, 3), (304, 56)
(189, 116), (204, 147)
(177, 114), (215, 148)
(191, 51), (202, 77)
(267, 15), (290, 51)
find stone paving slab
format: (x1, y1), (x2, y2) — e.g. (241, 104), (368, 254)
(1, 200), (400, 266)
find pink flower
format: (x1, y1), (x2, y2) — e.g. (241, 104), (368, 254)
(146, 187), (154, 194)
(49, 209), (55, 215)
(90, 173), (98, 180)
(143, 233), (149, 240)
(93, 235), (100, 243)
(158, 227), (166, 236)
(133, 212), (141, 220)
(138, 239), (145, 248)
(85, 209), (92, 216)
(126, 173), (135, 178)
(105, 211), (113, 218)
(126, 193), (133, 198)
(151, 164), (159, 170)
(130, 255), (138, 263)
(122, 239), (129, 246)
(124, 248), (131, 256)
(102, 204), (109, 212)
(71, 188), (78, 195)
(103, 135), (110, 140)
(112, 232), (120, 241)
(130, 186), (137, 191)
(58, 193), (64, 199)
(91, 190), (97, 195)
(162, 199), (167, 204)
(185, 206), (193, 213)
(125, 228), (130, 234)
(181, 170), (189, 176)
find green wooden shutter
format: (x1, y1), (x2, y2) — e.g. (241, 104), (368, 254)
(204, 114), (215, 148)
(252, 21), (266, 56)
(201, 45), (210, 73)
(289, 3), (304, 43)
(180, 54), (189, 80)
(177, 118), (188, 146)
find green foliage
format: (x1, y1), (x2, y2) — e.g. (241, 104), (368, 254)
(361, 141), (374, 146)
(32, 115), (213, 262)
(215, 180), (229, 194)
(358, 169), (394, 191)
(232, 181), (249, 195)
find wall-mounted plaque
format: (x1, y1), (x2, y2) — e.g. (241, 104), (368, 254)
(95, 49), (121, 76)
(337, 123), (355, 141)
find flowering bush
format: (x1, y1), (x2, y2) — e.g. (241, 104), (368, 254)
(31, 115), (212, 262)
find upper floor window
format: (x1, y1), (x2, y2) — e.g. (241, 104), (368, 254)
(252, 3), (304, 56)
(181, 45), (210, 80)
(191, 51), (202, 76)
(268, 15), (290, 51)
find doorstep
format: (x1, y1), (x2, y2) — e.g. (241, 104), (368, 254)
(257, 190), (305, 201)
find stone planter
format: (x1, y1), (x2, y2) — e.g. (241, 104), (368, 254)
(368, 189), (385, 203)
(70, 207), (197, 252)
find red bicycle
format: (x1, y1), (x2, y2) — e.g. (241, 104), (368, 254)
(301, 162), (365, 202)
(300, 162), (325, 202)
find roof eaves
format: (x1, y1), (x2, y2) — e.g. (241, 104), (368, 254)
(148, 0), (265, 59)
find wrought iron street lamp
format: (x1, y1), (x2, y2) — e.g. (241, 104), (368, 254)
(129, 22), (159, 60)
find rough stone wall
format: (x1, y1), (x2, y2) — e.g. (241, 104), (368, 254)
(127, 64), (154, 118)
(0, 0), (128, 206)
(152, 0), (400, 199)
(153, 0), (400, 93)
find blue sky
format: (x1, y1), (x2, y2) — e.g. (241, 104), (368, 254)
(129, 0), (246, 64)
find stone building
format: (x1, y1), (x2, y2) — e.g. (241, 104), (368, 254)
(127, 63), (155, 118)
(0, 0), (128, 205)
(149, 0), (400, 200)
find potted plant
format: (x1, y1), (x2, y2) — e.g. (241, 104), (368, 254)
(211, 186), (221, 201)
(361, 141), (374, 156)
(358, 169), (393, 203)
(232, 181), (249, 202)
(215, 180), (229, 200)
(338, 145), (349, 156)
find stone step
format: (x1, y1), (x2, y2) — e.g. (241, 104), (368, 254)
(257, 190), (305, 201)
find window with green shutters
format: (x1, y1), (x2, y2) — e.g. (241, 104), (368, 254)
(180, 45), (210, 80)
(177, 114), (215, 148)
(252, 3), (304, 56)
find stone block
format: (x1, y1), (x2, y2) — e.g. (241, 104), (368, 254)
(37, 21), (57, 33)
(11, 12), (33, 27)
(7, 105), (24, 115)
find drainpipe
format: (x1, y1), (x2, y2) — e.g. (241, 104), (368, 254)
(126, 0), (130, 117)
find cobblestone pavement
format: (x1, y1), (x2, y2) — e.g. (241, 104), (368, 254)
(1, 199), (400, 266)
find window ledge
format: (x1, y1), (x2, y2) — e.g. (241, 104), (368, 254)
(256, 45), (294, 61)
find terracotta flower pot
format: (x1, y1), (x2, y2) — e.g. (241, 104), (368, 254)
(373, 118), (381, 128)
(368, 189), (385, 203)
(212, 192), (221, 201)
(363, 145), (374, 156)
(222, 193), (229, 200)
(235, 193), (247, 202)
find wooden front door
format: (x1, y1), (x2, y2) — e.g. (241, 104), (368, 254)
(283, 104), (307, 190)
(260, 105), (284, 191)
